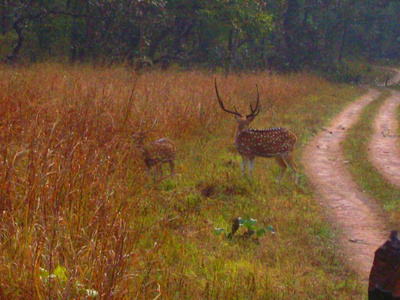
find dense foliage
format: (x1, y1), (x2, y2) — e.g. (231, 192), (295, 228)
(1, 1), (399, 70)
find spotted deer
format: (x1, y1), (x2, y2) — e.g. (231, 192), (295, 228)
(133, 118), (176, 181)
(215, 80), (298, 184)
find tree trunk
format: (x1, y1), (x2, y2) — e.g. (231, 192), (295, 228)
(338, 20), (348, 63)
(84, 0), (93, 60)
(283, 0), (300, 69)
(226, 28), (237, 75)
(1, 0), (6, 35)
(7, 19), (24, 61)
(67, 0), (76, 63)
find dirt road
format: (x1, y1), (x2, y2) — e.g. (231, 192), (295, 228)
(369, 76), (400, 188)
(302, 89), (388, 281)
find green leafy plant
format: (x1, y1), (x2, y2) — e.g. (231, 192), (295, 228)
(40, 265), (98, 298)
(214, 216), (275, 239)
(40, 266), (68, 284)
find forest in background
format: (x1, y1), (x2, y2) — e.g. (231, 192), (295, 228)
(1, 0), (399, 74)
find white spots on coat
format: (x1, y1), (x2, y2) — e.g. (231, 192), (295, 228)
(235, 127), (296, 157)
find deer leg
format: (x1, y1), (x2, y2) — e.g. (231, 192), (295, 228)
(152, 165), (162, 182)
(248, 157), (255, 175)
(152, 167), (158, 183)
(275, 156), (287, 184)
(282, 154), (298, 185)
(168, 160), (175, 178)
(158, 165), (164, 181)
(241, 156), (249, 175)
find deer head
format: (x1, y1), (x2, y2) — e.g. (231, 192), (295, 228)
(132, 117), (159, 145)
(215, 79), (260, 131)
(215, 79), (260, 130)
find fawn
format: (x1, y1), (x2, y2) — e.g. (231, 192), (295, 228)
(133, 118), (176, 181)
(215, 80), (298, 184)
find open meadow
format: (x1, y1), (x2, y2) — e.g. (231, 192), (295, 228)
(0, 64), (366, 299)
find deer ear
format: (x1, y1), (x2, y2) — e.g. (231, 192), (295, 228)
(235, 115), (242, 122)
(246, 115), (256, 123)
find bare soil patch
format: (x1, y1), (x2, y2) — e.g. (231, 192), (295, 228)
(302, 89), (388, 282)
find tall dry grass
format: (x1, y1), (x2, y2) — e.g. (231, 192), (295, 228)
(0, 63), (364, 298)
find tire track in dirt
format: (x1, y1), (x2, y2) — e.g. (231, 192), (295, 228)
(369, 70), (400, 188)
(302, 89), (388, 281)
(369, 90), (400, 187)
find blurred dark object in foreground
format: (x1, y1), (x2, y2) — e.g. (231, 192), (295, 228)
(369, 231), (400, 300)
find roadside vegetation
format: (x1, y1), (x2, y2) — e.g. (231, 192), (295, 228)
(325, 60), (397, 84)
(0, 63), (366, 298)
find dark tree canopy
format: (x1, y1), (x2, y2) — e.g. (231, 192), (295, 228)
(0, 0), (399, 72)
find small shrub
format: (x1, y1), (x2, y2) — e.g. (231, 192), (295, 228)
(214, 216), (275, 240)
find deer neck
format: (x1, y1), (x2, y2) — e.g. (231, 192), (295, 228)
(134, 139), (147, 154)
(235, 124), (249, 142)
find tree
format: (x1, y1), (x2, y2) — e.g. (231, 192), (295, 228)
(0, 0), (399, 70)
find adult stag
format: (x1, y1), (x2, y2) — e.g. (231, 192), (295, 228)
(215, 80), (298, 184)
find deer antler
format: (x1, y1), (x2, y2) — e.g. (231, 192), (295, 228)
(139, 117), (158, 134)
(147, 118), (158, 133)
(139, 116), (145, 132)
(215, 79), (242, 117)
(246, 85), (260, 118)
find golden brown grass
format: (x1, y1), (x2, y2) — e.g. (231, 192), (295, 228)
(0, 63), (365, 299)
